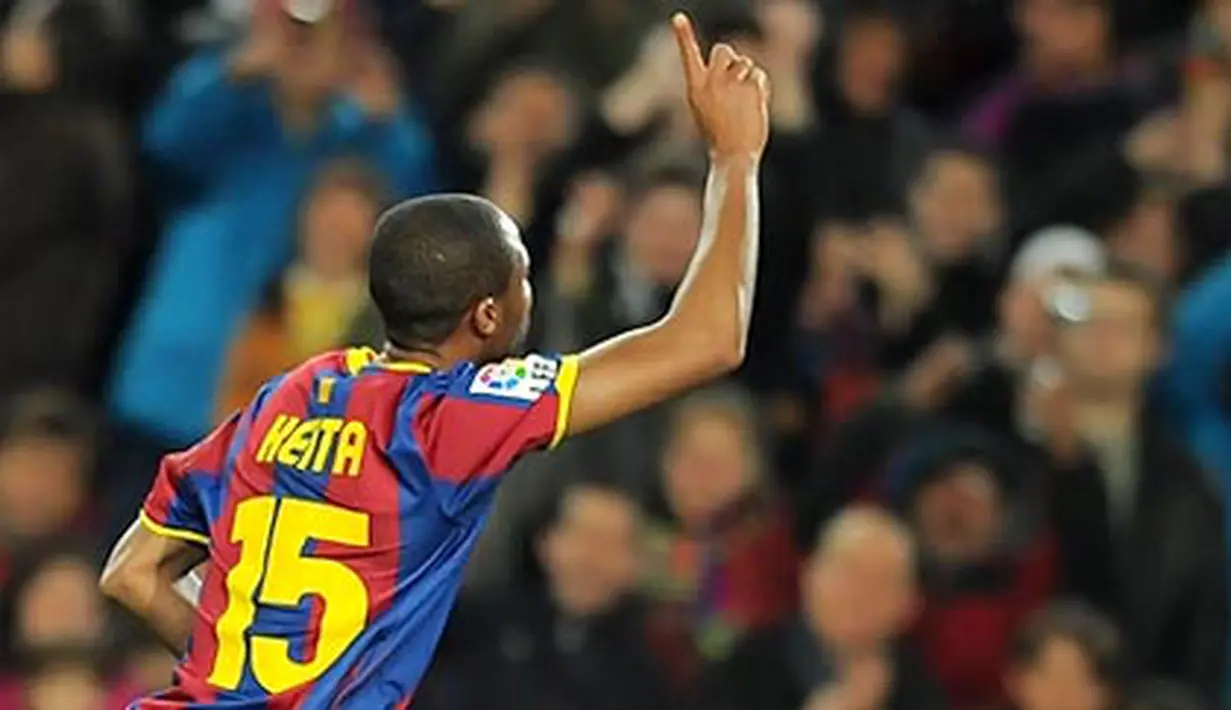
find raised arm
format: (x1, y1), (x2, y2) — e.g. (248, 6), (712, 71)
(566, 14), (770, 436)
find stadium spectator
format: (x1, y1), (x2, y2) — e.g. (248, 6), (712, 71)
(702, 507), (946, 710)
(216, 159), (387, 418)
(0, 0), (1228, 705)
(12, 649), (115, 710)
(0, 540), (137, 708)
(0, 391), (99, 585)
(104, 4), (435, 541)
(1005, 602), (1124, 710)
(807, 0), (930, 222)
(641, 387), (800, 693)
(1040, 264), (1226, 702)
(0, 4), (133, 395)
(417, 480), (671, 710)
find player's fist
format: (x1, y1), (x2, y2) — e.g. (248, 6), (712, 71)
(672, 12), (771, 160)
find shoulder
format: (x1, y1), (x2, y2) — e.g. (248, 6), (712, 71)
(433, 354), (577, 406)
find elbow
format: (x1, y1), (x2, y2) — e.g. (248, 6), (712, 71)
(99, 562), (146, 611)
(668, 316), (748, 380)
(694, 331), (747, 379)
(98, 564), (128, 603)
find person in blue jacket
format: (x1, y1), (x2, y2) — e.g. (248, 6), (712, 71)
(105, 6), (435, 539)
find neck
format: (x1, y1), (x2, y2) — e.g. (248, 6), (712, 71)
(1074, 392), (1139, 441)
(381, 341), (475, 372)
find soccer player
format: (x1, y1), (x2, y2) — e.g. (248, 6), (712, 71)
(99, 13), (769, 709)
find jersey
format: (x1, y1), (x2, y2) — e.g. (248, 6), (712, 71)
(133, 347), (579, 709)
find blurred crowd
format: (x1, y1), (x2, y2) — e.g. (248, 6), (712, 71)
(1, 0), (1231, 709)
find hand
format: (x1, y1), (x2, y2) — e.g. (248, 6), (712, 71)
(758, 0), (824, 71)
(602, 26), (687, 132)
(557, 171), (624, 250)
(1124, 110), (1180, 172)
(798, 223), (859, 328)
(231, 10), (284, 80)
(347, 42), (402, 117)
(1023, 358), (1082, 464)
(899, 336), (975, 411)
(857, 222), (933, 329)
(1, 27), (54, 91)
(673, 13), (771, 160)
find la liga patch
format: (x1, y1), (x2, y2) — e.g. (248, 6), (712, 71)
(469, 355), (559, 401)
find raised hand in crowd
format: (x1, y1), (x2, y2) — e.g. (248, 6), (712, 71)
(898, 335), (976, 411)
(0, 23), (55, 91)
(755, 0), (822, 129)
(1022, 357), (1083, 465)
(856, 221), (934, 333)
(469, 66), (578, 220)
(552, 170), (624, 296)
(602, 25), (688, 133)
(345, 37), (403, 117)
(229, 7), (284, 80)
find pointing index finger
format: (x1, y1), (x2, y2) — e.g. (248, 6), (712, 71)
(672, 12), (706, 89)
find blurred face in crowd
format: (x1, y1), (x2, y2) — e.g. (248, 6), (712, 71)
(299, 179), (380, 280)
(1056, 280), (1160, 398)
(539, 486), (641, 618)
(1, 27), (57, 92)
(471, 67), (579, 162)
(804, 512), (917, 653)
(1008, 635), (1115, 710)
(23, 662), (107, 710)
(912, 462), (1004, 566)
(15, 555), (106, 651)
(663, 405), (759, 529)
(1015, 0), (1111, 81)
(277, 17), (346, 104)
(838, 15), (907, 114)
(0, 436), (87, 541)
(1105, 197), (1180, 285)
(125, 645), (178, 695)
(910, 151), (1003, 264)
(623, 183), (703, 287)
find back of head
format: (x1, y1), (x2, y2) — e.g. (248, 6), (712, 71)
(368, 194), (518, 351)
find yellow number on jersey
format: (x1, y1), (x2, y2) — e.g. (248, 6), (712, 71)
(208, 496), (371, 694)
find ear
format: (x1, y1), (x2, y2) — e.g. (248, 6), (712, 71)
(472, 296), (501, 339)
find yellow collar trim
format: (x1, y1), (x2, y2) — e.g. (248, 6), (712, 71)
(344, 347), (433, 375)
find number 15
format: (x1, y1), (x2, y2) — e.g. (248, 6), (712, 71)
(208, 496), (371, 694)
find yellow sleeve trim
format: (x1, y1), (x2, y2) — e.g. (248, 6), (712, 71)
(139, 510), (210, 546)
(548, 355), (580, 450)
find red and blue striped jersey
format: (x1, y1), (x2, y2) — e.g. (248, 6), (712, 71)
(133, 347), (579, 709)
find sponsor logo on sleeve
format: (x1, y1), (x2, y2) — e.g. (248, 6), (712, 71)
(469, 355), (559, 401)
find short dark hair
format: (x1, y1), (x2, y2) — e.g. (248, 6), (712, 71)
(841, 0), (907, 29)
(368, 195), (518, 349)
(910, 137), (999, 188)
(1011, 601), (1124, 687)
(626, 158), (706, 206)
(0, 389), (98, 453)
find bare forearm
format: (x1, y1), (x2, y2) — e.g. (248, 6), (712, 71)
(100, 523), (204, 656)
(568, 156), (760, 433)
(116, 577), (198, 655)
(667, 154), (761, 359)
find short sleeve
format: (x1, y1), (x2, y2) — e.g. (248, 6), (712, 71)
(139, 412), (240, 546)
(410, 354), (579, 517)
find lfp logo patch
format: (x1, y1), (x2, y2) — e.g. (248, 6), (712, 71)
(469, 356), (558, 401)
